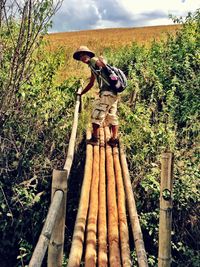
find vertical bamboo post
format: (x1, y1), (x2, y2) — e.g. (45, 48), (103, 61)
(105, 127), (121, 267)
(85, 143), (100, 267)
(158, 152), (174, 267)
(119, 144), (148, 267)
(48, 169), (68, 267)
(98, 128), (108, 267)
(113, 146), (131, 267)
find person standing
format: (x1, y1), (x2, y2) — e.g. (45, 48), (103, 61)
(73, 46), (119, 146)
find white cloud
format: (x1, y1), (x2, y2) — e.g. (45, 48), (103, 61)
(51, 0), (200, 32)
(119, 0), (199, 14)
(117, 0), (200, 26)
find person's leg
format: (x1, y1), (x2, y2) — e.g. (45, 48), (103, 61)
(92, 123), (100, 138)
(111, 125), (119, 139)
(87, 98), (102, 145)
(89, 92), (117, 145)
(86, 123), (100, 145)
(105, 98), (119, 146)
(89, 94), (109, 145)
(107, 124), (119, 146)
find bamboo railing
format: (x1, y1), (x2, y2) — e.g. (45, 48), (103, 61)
(29, 88), (82, 267)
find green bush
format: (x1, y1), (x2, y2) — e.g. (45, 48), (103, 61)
(0, 42), (81, 265)
(106, 9), (199, 266)
(0, 8), (199, 267)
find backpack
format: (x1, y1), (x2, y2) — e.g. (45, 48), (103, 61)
(105, 64), (127, 93)
(90, 63), (127, 93)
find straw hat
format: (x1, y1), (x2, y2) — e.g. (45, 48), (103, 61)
(73, 46), (95, 60)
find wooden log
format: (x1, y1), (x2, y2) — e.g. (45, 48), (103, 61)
(67, 131), (93, 267)
(48, 170), (68, 267)
(85, 141), (100, 267)
(105, 127), (121, 267)
(48, 90), (81, 266)
(119, 144), (148, 267)
(64, 87), (82, 171)
(158, 152), (174, 267)
(98, 128), (108, 267)
(113, 147), (131, 267)
(29, 190), (63, 267)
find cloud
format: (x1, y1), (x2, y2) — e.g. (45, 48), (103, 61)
(51, 0), (101, 32)
(50, 0), (200, 32)
(51, 0), (133, 32)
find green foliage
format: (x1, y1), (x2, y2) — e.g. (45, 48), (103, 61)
(0, 38), (80, 267)
(0, 8), (199, 267)
(16, 239), (32, 267)
(108, 9), (199, 266)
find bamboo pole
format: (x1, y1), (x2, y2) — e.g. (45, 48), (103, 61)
(158, 152), (174, 267)
(98, 127), (108, 267)
(119, 144), (148, 267)
(48, 170), (68, 267)
(67, 131), (93, 267)
(64, 88), (82, 171)
(113, 147), (131, 267)
(85, 141), (100, 267)
(29, 190), (63, 267)
(48, 89), (82, 266)
(105, 127), (121, 267)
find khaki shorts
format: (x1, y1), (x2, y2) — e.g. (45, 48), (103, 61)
(91, 91), (118, 126)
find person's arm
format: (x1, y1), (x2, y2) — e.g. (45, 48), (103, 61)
(96, 56), (107, 68)
(80, 72), (95, 95)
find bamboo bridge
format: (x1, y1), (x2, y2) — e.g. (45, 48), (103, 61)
(29, 89), (174, 267)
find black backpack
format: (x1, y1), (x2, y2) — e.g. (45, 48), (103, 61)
(90, 63), (127, 93)
(105, 64), (127, 93)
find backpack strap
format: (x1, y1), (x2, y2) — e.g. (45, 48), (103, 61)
(89, 63), (111, 87)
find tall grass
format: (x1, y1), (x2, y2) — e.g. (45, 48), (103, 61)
(45, 25), (180, 81)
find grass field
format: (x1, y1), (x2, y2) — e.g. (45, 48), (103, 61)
(45, 24), (180, 81)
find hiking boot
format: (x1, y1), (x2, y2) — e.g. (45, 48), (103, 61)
(107, 137), (119, 147)
(87, 135), (99, 146)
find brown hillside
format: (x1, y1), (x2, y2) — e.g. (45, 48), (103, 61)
(45, 25), (180, 80)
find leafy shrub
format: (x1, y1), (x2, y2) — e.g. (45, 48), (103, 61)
(1, 8), (199, 267)
(0, 41), (81, 265)
(105, 10), (200, 266)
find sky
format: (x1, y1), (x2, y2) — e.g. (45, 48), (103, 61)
(51, 0), (199, 32)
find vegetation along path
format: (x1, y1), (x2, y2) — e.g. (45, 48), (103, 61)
(1, 4), (199, 266)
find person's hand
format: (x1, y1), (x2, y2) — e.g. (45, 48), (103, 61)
(76, 88), (82, 96)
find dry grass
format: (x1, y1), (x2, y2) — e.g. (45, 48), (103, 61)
(45, 24), (180, 81)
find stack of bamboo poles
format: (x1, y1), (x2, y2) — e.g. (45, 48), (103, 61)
(67, 127), (148, 267)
